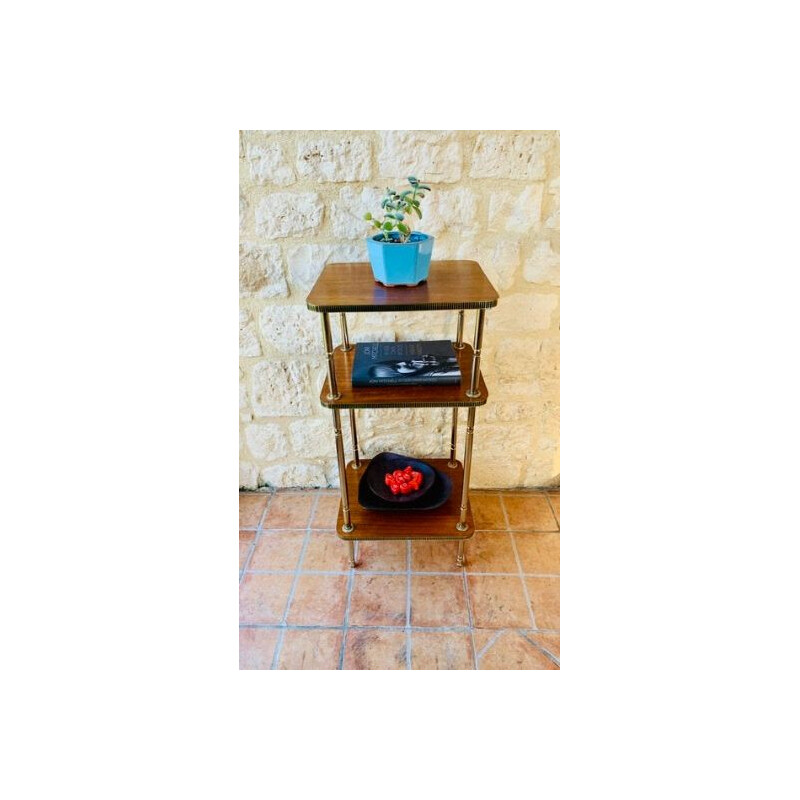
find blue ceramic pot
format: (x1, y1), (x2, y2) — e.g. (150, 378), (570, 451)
(365, 232), (434, 287)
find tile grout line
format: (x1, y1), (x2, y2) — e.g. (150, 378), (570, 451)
(475, 629), (505, 660)
(242, 622), (557, 633)
(240, 492), (275, 585)
(461, 565), (479, 670)
(468, 626), (562, 666)
(257, 491), (276, 529)
(270, 628), (287, 670)
(519, 630), (560, 667)
(244, 525), (341, 531)
(510, 532), (538, 630)
(544, 491), (560, 531)
(240, 540), (256, 584)
(270, 492), (319, 669)
(244, 568), (560, 577)
(338, 555), (356, 671)
(501, 494), (538, 631)
(338, 506), (356, 671)
(406, 540), (412, 670)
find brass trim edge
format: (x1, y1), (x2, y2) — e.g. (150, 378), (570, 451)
(306, 300), (498, 313)
(336, 530), (476, 542)
(321, 397), (488, 409)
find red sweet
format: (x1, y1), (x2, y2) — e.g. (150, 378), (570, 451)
(384, 464), (424, 496)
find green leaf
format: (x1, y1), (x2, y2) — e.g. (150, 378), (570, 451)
(408, 176), (418, 183)
(364, 212), (372, 220)
(383, 221), (393, 231)
(419, 184), (431, 191)
(397, 222), (410, 235)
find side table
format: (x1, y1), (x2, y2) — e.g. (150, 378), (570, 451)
(306, 260), (499, 567)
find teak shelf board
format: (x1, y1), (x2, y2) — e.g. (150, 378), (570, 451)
(306, 261), (499, 313)
(320, 344), (489, 409)
(336, 458), (475, 541)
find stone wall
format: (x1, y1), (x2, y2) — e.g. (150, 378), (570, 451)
(239, 130), (559, 489)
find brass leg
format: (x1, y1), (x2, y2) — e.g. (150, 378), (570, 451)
(448, 408), (459, 468)
(465, 309), (485, 398)
(456, 540), (465, 567)
(349, 408), (361, 469)
(340, 312), (352, 352)
(347, 540), (356, 568)
(333, 408), (354, 533)
(454, 310), (465, 349)
(321, 313), (340, 400)
(456, 407), (476, 531)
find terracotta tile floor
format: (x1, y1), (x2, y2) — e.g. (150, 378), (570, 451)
(240, 489), (560, 670)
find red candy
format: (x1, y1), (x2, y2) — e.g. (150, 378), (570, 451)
(384, 465), (423, 496)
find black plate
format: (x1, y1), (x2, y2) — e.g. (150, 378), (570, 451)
(364, 452), (436, 503)
(358, 466), (453, 511)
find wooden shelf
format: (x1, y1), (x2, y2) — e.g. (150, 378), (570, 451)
(307, 261), (499, 312)
(320, 343), (488, 409)
(336, 458), (474, 541)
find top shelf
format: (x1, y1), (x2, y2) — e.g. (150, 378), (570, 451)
(306, 261), (499, 313)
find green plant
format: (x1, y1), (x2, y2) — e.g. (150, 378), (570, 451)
(364, 176), (432, 243)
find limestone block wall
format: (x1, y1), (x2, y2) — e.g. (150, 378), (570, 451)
(239, 130), (559, 489)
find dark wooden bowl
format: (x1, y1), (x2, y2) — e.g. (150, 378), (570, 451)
(364, 452), (437, 503)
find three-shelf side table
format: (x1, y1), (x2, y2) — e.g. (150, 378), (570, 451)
(306, 260), (499, 568)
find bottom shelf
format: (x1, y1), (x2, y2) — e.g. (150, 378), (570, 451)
(335, 458), (475, 541)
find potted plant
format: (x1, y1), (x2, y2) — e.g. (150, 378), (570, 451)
(363, 176), (434, 287)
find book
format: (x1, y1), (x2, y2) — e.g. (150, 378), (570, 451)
(351, 340), (462, 387)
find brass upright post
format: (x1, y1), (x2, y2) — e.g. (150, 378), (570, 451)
(448, 408), (459, 468)
(455, 310), (465, 349)
(465, 309), (486, 398)
(349, 408), (361, 469)
(340, 312), (352, 351)
(333, 408), (354, 533)
(331, 312), (359, 467)
(321, 312), (339, 401)
(455, 407), (476, 532)
(456, 540), (465, 567)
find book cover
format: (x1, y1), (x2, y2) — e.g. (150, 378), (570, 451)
(351, 340), (462, 387)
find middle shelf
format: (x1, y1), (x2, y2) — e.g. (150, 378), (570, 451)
(320, 343), (489, 409)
